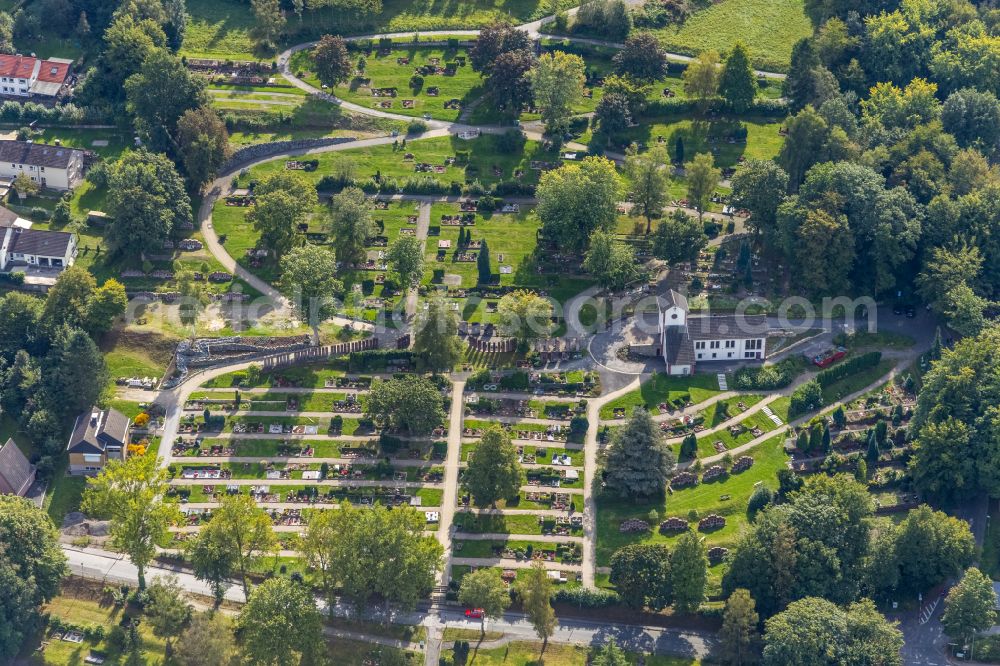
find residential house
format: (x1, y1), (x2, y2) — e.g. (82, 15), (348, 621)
(67, 407), (131, 475)
(0, 438), (36, 496)
(0, 54), (72, 98)
(0, 204), (76, 289)
(0, 140), (85, 190)
(658, 289), (768, 375)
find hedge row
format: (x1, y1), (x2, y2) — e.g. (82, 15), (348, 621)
(816, 351), (882, 388)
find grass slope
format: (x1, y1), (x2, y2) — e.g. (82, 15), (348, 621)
(652, 0), (812, 72)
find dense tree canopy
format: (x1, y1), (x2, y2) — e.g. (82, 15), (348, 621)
(365, 375), (445, 436)
(302, 501), (442, 609)
(909, 326), (1000, 502)
(106, 149), (192, 257)
(763, 597), (902, 666)
(536, 157), (623, 253)
(0, 497), (66, 660)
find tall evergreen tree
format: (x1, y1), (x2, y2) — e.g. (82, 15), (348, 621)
(719, 42), (758, 113)
(670, 531), (708, 613)
(477, 238), (491, 283)
(784, 38), (820, 112)
(603, 407), (676, 497)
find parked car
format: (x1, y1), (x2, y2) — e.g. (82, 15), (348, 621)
(465, 608), (484, 619)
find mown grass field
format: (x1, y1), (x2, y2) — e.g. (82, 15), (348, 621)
(600, 372), (725, 419)
(182, 0), (579, 61)
(651, 0), (812, 72)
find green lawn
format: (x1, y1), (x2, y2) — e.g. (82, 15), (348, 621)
(243, 133), (562, 189)
(44, 474), (86, 526)
(292, 44), (484, 122)
(649, 0), (812, 72)
(590, 115), (786, 167)
(595, 434), (788, 567)
(182, 0), (259, 61)
(183, 0), (578, 61)
(454, 511), (582, 536)
(26, 586), (168, 664)
(694, 398), (788, 458)
(600, 372), (724, 419)
(423, 202), (542, 292)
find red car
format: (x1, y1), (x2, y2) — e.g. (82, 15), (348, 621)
(465, 608), (484, 619)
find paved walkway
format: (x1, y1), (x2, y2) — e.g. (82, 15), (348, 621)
(406, 202), (432, 319)
(437, 381), (466, 586)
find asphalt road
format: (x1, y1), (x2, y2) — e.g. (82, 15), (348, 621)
(62, 545), (715, 660)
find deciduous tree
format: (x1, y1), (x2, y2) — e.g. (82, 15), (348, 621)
(942, 567), (997, 644)
(609, 543), (671, 610)
(195, 494), (278, 600)
(516, 561), (557, 651)
(145, 576), (192, 659)
(176, 106), (231, 189)
(625, 145), (670, 233)
(682, 50), (720, 109)
(301, 501), (442, 609)
(365, 375), (444, 436)
(387, 234), (424, 289)
(651, 209), (706, 264)
(729, 159), (789, 243)
(527, 51), (586, 136)
(313, 34), (353, 87)
(685, 152), (721, 222)
(81, 454), (180, 589)
(536, 157), (622, 252)
(614, 32), (667, 81)
(125, 49), (207, 151)
(329, 186), (376, 266)
(496, 289), (553, 344)
(238, 577), (322, 665)
(458, 568), (511, 632)
(583, 229), (642, 291)
(413, 296), (463, 372)
(463, 426), (524, 508)
(279, 244), (342, 344)
(106, 149), (192, 257)
(0, 496), (66, 661)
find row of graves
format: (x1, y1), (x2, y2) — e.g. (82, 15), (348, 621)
(469, 369), (601, 397)
(453, 377), (588, 570)
(465, 396), (584, 421)
(457, 541), (583, 565)
(359, 53), (465, 109)
(667, 456), (755, 492)
(187, 58), (280, 86)
(619, 513), (727, 535)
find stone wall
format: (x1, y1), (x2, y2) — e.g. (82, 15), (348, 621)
(222, 137), (356, 173)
